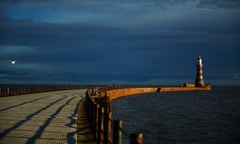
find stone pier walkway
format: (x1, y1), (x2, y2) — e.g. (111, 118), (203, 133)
(0, 89), (88, 144)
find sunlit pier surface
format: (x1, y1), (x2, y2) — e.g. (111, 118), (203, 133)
(0, 89), (93, 144)
(0, 84), (211, 144)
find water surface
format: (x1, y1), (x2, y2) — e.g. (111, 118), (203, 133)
(112, 86), (240, 144)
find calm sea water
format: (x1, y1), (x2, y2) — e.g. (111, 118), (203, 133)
(112, 86), (240, 144)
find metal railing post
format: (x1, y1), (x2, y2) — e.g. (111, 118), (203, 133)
(113, 120), (123, 144)
(130, 133), (143, 144)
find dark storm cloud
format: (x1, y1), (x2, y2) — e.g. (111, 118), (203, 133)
(0, 13), (239, 71)
(0, 16), (163, 80)
(0, 17), (127, 62)
(0, 17), (123, 46)
(1, 0), (240, 9)
(1, 0), (240, 85)
(1, 0), (240, 25)
(195, 0), (240, 8)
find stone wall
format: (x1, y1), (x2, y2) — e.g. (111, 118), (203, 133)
(106, 88), (158, 101)
(106, 86), (211, 101)
(159, 86), (211, 92)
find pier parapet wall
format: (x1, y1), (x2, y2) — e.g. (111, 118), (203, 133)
(106, 86), (211, 101)
(83, 86), (211, 143)
(107, 88), (158, 101)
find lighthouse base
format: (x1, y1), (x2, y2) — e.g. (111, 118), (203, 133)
(195, 80), (205, 87)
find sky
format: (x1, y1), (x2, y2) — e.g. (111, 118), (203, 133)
(0, 0), (240, 85)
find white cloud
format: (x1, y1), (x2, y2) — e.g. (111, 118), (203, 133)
(186, 0), (200, 7)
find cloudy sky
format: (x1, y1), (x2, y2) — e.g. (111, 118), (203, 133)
(0, 0), (240, 85)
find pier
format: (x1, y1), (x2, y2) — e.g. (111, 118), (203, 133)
(0, 85), (211, 144)
(78, 86), (211, 144)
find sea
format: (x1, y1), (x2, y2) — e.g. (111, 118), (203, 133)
(112, 86), (240, 144)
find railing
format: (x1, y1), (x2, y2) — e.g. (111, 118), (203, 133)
(0, 84), (161, 97)
(0, 84), (92, 97)
(85, 88), (143, 144)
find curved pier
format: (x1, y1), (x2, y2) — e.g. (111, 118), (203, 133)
(0, 85), (211, 144)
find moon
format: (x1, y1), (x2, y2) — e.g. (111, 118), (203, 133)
(10, 60), (16, 65)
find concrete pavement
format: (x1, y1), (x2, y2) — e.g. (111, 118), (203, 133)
(0, 89), (88, 144)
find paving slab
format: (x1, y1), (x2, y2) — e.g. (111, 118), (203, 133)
(0, 89), (87, 144)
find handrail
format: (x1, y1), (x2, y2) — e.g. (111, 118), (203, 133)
(85, 88), (143, 144)
(0, 85), (90, 97)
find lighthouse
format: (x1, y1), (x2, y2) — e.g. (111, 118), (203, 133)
(195, 56), (205, 87)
